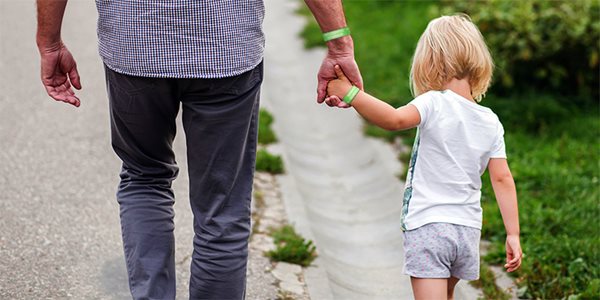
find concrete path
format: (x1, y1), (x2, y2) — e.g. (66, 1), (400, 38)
(262, 0), (479, 299)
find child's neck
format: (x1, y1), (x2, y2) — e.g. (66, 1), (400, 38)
(444, 78), (475, 103)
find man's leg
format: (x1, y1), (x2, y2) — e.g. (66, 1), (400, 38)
(181, 63), (263, 300)
(105, 66), (180, 300)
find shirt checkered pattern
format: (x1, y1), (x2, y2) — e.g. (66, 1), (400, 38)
(95, 0), (265, 79)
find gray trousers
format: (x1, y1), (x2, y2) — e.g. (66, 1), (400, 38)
(105, 62), (263, 300)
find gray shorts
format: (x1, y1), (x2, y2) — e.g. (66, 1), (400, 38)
(403, 222), (481, 280)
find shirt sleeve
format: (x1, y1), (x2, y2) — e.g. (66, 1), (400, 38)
(408, 92), (434, 128)
(490, 122), (507, 158)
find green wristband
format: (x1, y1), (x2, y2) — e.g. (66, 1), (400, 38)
(323, 27), (351, 42)
(343, 86), (360, 105)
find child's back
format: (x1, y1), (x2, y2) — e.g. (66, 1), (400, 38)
(402, 89), (505, 231)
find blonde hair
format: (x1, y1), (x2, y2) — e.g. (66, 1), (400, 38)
(410, 14), (493, 102)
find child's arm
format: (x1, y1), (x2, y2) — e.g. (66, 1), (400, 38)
(488, 158), (522, 272)
(326, 65), (421, 131)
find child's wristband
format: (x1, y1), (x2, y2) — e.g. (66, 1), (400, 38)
(322, 27), (351, 42)
(343, 86), (360, 105)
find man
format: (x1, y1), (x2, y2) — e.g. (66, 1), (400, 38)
(36, 0), (362, 299)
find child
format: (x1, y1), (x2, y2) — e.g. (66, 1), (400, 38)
(325, 14), (522, 300)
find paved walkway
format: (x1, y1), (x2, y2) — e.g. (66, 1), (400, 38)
(262, 0), (479, 299)
(262, 1), (409, 299)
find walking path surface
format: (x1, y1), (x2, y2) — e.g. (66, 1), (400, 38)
(0, 0), (479, 299)
(262, 0), (480, 299)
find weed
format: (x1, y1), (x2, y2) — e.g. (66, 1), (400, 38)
(267, 225), (317, 267)
(259, 109), (278, 145)
(256, 149), (284, 174)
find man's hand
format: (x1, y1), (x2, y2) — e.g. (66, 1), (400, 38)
(303, 0), (362, 108)
(318, 51), (362, 108)
(39, 43), (81, 107)
(505, 235), (522, 272)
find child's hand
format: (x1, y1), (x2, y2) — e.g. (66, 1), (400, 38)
(325, 65), (354, 108)
(505, 235), (522, 272)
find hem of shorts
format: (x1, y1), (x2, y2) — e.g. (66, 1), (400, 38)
(404, 270), (451, 279)
(101, 59), (262, 79)
(405, 271), (479, 281)
(403, 216), (482, 231)
(451, 272), (480, 281)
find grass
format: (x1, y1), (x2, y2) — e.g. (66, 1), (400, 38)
(258, 109), (278, 145)
(479, 110), (599, 299)
(256, 108), (284, 174)
(298, 1), (600, 299)
(267, 225), (317, 267)
(256, 149), (284, 174)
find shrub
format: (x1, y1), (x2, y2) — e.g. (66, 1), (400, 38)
(258, 109), (277, 145)
(267, 225), (317, 267)
(438, 0), (600, 99)
(255, 149), (284, 174)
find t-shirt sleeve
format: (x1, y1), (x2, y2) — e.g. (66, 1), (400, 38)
(490, 122), (507, 158)
(408, 92), (434, 128)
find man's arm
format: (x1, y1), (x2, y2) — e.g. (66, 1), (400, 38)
(37, 0), (81, 107)
(304, 0), (362, 106)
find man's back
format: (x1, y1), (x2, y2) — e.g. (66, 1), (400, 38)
(95, 0), (265, 78)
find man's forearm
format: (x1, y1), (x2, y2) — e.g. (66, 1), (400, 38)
(304, 0), (353, 54)
(36, 0), (67, 50)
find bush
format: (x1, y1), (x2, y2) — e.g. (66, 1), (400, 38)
(267, 225), (317, 267)
(438, 0), (600, 99)
(255, 149), (284, 174)
(258, 109), (277, 145)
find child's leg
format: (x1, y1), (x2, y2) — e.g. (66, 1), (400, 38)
(447, 277), (460, 300)
(410, 277), (447, 300)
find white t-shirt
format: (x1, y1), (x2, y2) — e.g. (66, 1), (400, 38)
(400, 90), (506, 231)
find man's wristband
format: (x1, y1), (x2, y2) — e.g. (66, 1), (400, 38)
(343, 86), (360, 105)
(323, 27), (351, 42)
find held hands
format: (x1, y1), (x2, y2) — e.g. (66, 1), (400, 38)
(324, 65), (354, 108)
(39, 43), (82, 107)
(317, 52), (362, 108)
(505, 235), (523, 272)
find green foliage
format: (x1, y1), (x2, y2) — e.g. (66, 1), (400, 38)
(267, 225), (317, 267)
(255, 149), (284, 174)
(258, 109), (277, 145)
(438, 0), (600, 99)
(256, 109), (283, 174)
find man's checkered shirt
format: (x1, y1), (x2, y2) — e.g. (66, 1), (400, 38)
(95, 0), (265, 79)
